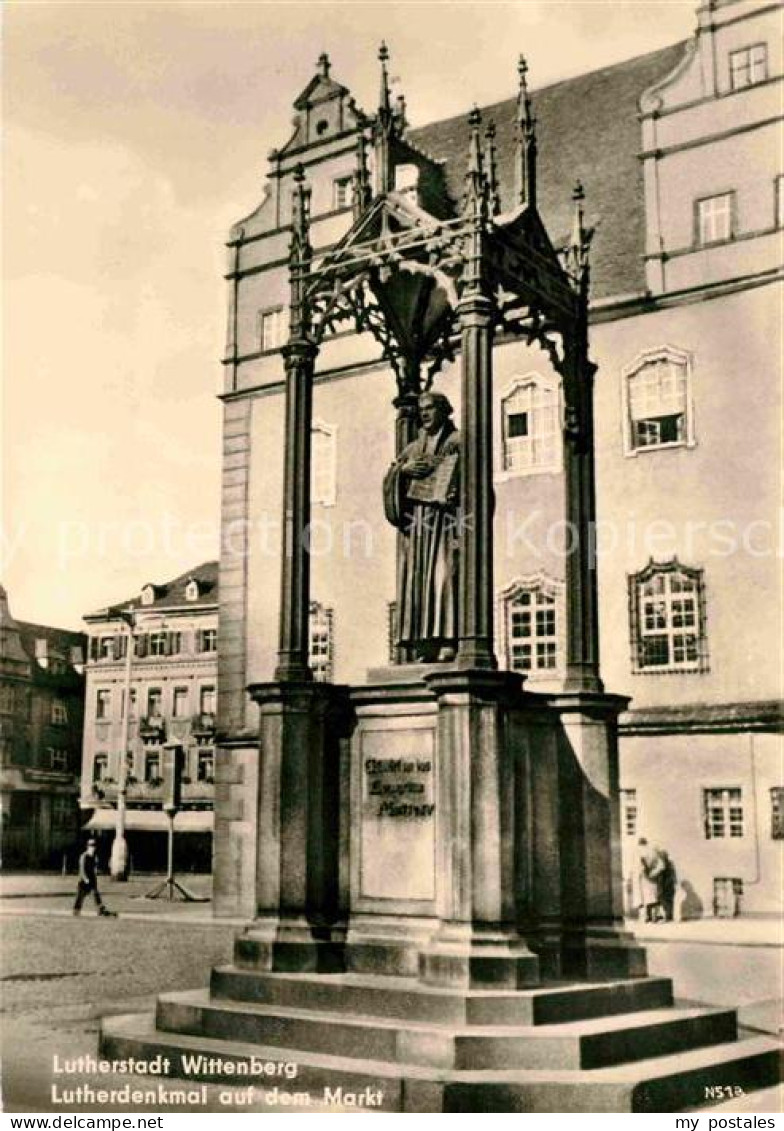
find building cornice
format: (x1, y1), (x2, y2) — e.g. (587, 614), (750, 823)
(620, 699), (783, 735)
(639, 112), (782, 161)
(219, 267), (781, 403)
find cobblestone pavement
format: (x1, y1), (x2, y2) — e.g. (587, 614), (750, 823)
(0, 914), (350, 1113)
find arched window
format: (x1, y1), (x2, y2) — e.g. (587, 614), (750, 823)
(309, 602), (334, 682)
(628, 558), (708, 673)
(499, 575), (564, 676)
(311, 420), (337, 507)
(500, 374), (560, 475)
(622, 347), (694, 454)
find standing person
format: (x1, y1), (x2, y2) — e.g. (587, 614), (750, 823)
(656, 847), (677, 922)
(73, 838), (116, 917)
(637, 838), (664, 923)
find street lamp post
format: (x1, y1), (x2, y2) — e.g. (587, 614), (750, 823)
(109, 606), (134, 880)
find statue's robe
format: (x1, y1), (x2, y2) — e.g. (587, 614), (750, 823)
(383, 422), (460, 651)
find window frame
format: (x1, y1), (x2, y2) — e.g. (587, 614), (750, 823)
(258, 306), (287, 354)
(197, 628), (217, 653)
(95, 689), (111, 721)
(628, 558), (709, 675)
(497, 372), (562, 480)
(93, 753), (109, 783)
(332, 175), (353, 211)
(621, 346), (695, 457)
(172, 687), (189, 718)
(703, 786), (744, 840)
(308, 601), (334, 683)
(147, 688), (163, 717)
(50, 699), (69, 726)
(694, 191), (736, 247)
(199, 685), (216, 716)
(619, 788), (638, 838)
(729, 42), (768, 90)
(770, 787), (784, 840)
(497, 574), (565, 679)
(311, 419), (338, 507)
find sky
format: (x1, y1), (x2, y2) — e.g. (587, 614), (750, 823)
(2, 0), (697, 630)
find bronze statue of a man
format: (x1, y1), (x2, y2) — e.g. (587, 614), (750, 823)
(383, 392), (460, 662)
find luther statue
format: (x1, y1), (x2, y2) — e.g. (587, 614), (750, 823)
(383, 392), (460, 662)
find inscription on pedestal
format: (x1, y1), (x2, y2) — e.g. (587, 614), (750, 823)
(359, 726), (436, 902)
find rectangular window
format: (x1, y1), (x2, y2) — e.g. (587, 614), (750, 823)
(197, 628), (217, 653)
(506, 586), (561, 674)
(309, 604), (333, 682)
(333, 176), (353, 210)
(145, 751), (161, 783)
(200, 686), (216, 715)
(631, 563), (707, 673)
(168, 631), (182, 655)
(311, 422), (337, 507)
(197, 749), (214, 782)
(48, 747), (69, 771)
(149, 631), (167, 657)
(96, 690), (111, 720)
(51, 700), (69, 725)
(172, 687), (188, 718)
(147, 688), (162, 717)
(502, 378), (559, 474)
(729, 43), (767, 89)
(98, 636), (114, 660)
(770, 787), (784, 840)
(713, 877), (743, 917)
(620, 789), (638, 837)
(93, 753), (108, 782)
(696, 193), (733, 245)
(704, 787), (744, 839)
(260, 307), (287, 352)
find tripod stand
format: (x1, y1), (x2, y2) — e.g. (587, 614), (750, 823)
(144, 806), (207, 902)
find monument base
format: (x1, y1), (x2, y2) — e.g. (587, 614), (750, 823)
(102, 967), (781, 1112)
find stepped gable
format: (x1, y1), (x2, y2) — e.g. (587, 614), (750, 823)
(409, 42), (686, 300)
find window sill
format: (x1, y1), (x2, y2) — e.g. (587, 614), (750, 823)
(632, 665), (709, 676)
(624, 439), (695, 458)
(494, 465), (562, 483)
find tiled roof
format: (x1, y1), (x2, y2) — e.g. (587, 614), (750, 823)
(17, 622), (86, 652)
(87, 561), (220, 619)
(409, 42), (687, 299)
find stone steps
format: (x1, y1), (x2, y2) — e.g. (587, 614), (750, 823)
(156, 987), (737, 1071)
(101, 1011), (782, 1113)
(211, 967), (675, 1026)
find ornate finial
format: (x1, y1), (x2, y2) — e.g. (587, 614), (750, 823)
(317, 52), (331, 79)
(567, 180), (593, 290)
(378, 41), (392, 115)
(516, 55), (537, 208)
(463, 105), (489, 220)
(485, 120), (500, 217)
(291, 164), (312, 252)
(353, 127), (372, 218)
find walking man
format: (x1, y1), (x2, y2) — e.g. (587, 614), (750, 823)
(73, 838), (116, 917)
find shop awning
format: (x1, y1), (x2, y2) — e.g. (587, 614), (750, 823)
(85, 809), (213, 833)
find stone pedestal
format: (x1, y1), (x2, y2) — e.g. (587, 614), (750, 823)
(235, 681), (348, 973)
(419, 669), (540, 989)
(521, 690), (647, 980)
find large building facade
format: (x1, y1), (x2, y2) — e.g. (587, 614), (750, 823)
(214, 0), (782, 917)
(80, 563), (218, 872)
(0, 587), (86, 868)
